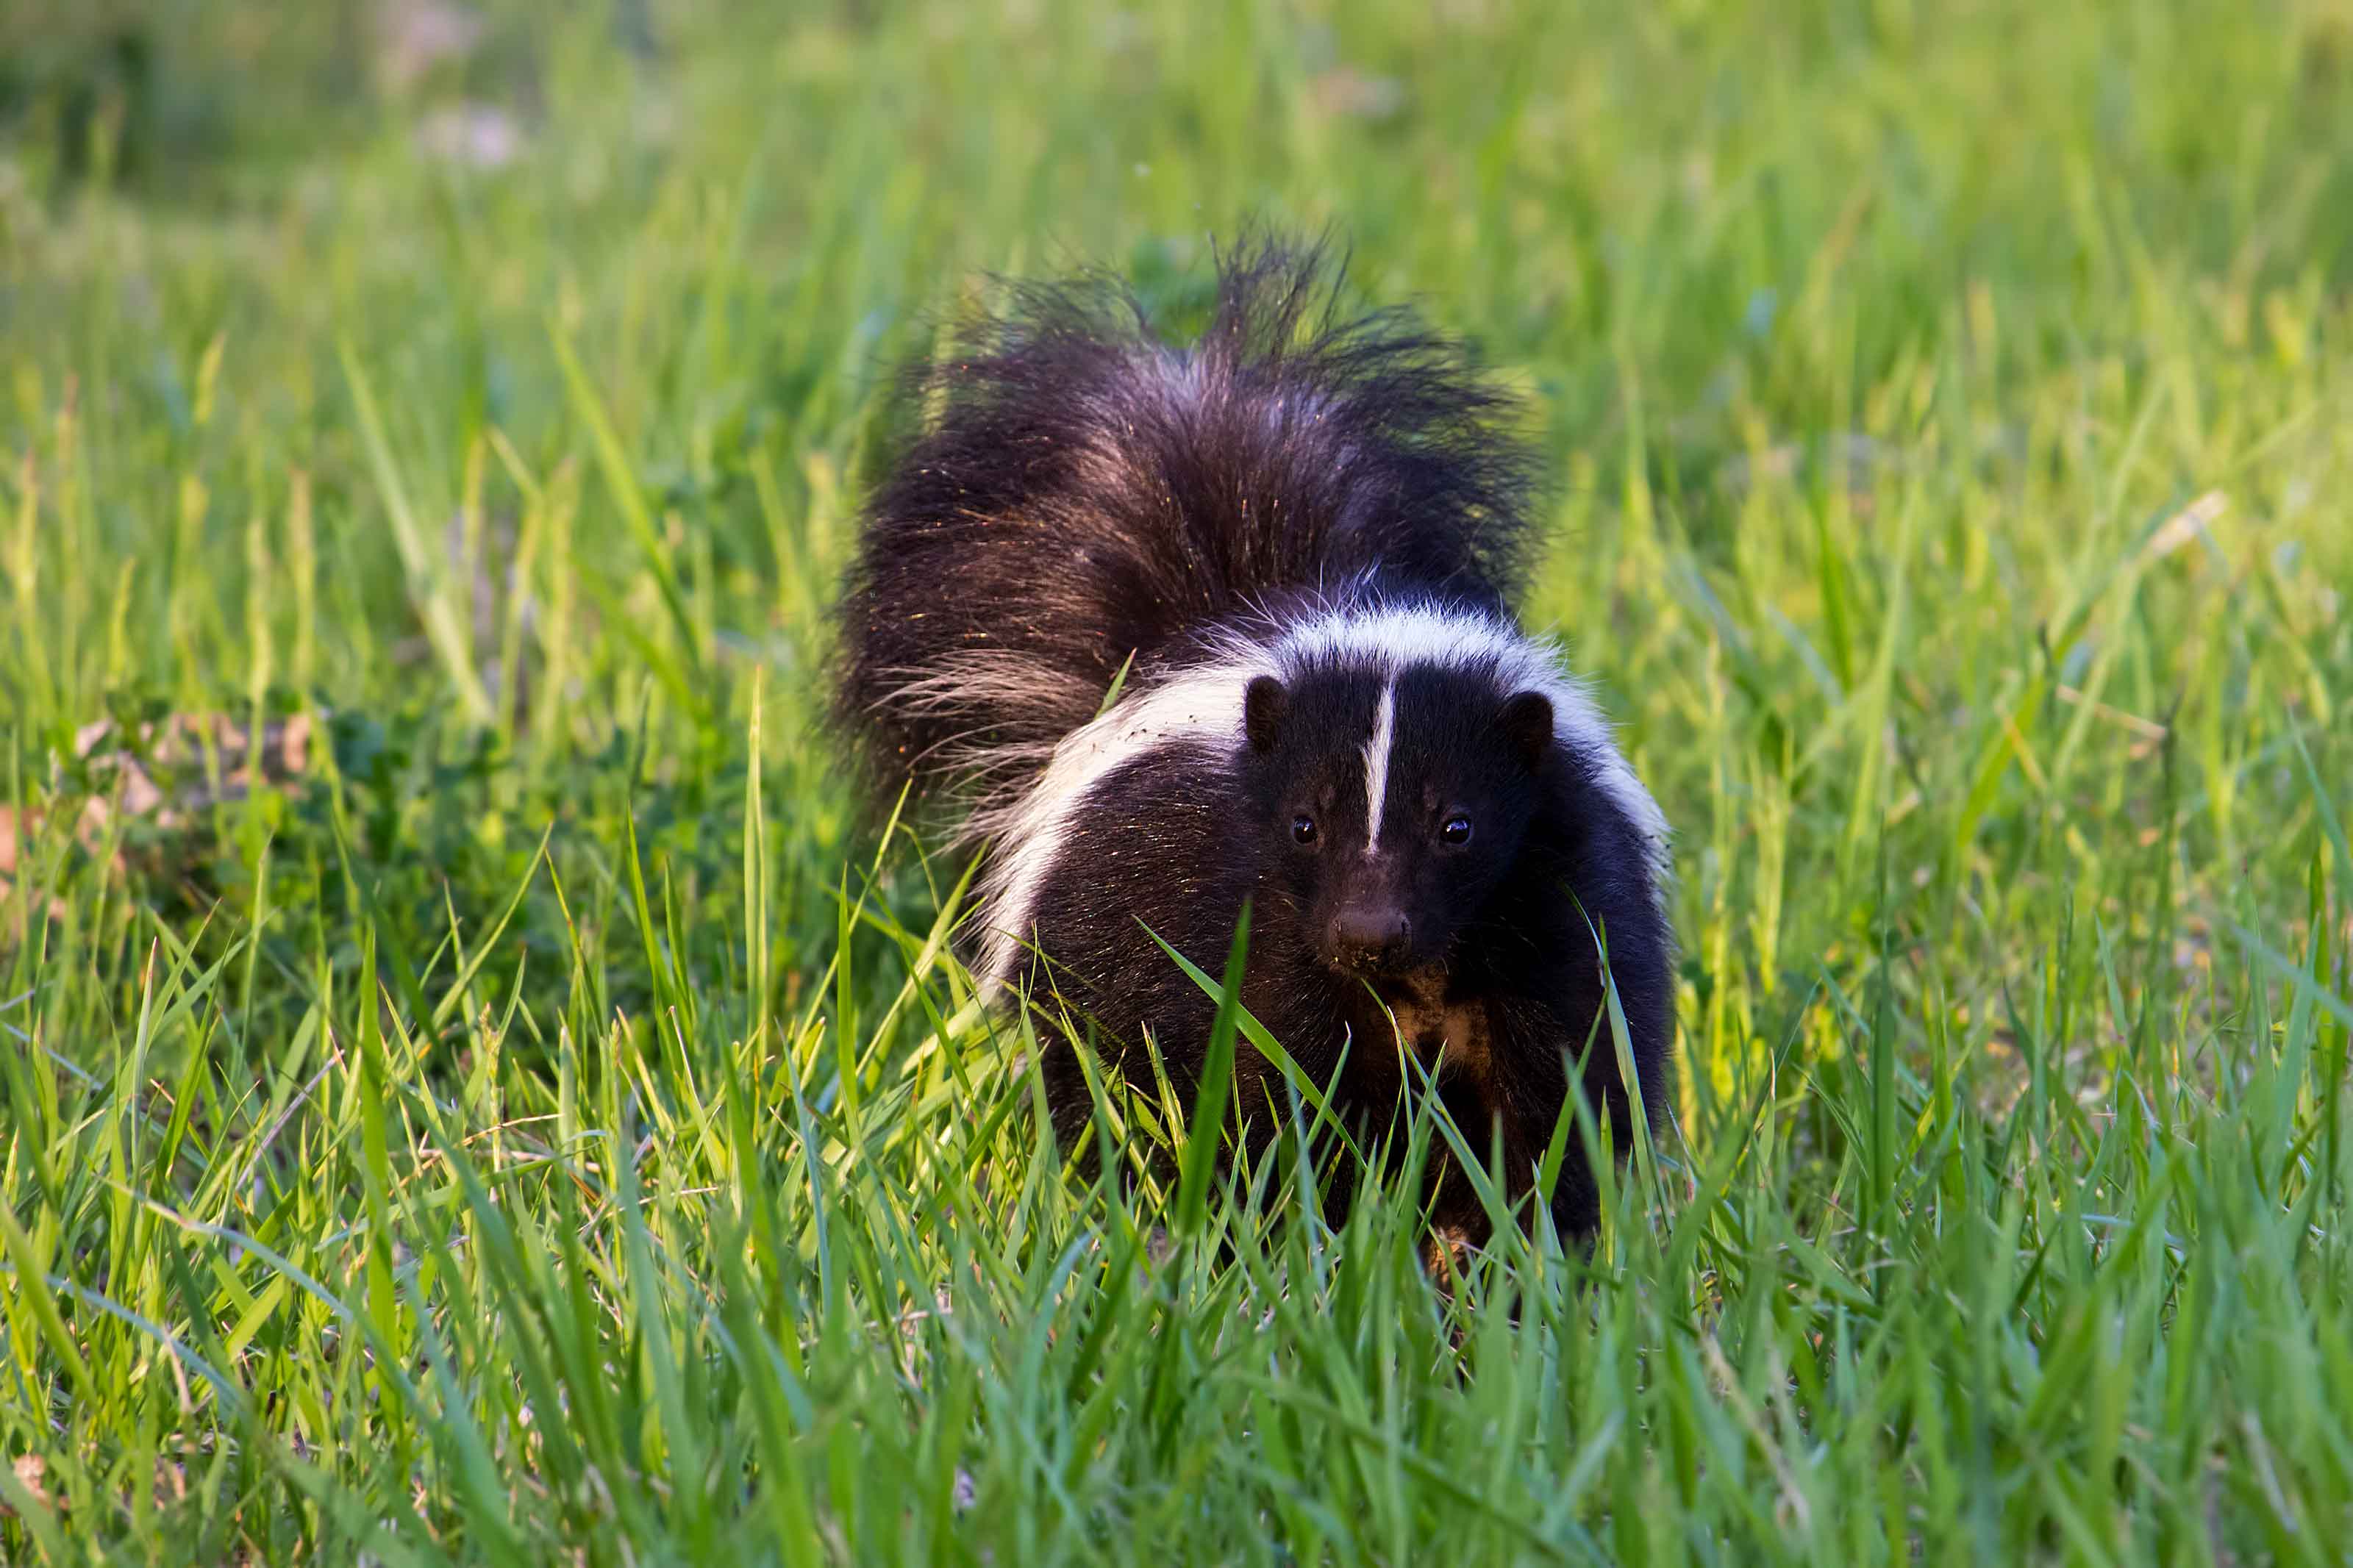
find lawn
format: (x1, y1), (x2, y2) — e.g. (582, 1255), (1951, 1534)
(4, 0), (2352, 1561)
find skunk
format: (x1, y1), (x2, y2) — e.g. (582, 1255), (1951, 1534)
(835, 240), (1674, 1243)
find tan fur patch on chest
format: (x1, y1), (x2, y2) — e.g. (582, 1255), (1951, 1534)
(1377, 972), (1495, 1086)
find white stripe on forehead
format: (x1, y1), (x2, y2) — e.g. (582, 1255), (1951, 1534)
(1361, 681), (1396, 858)
(968, 598), (1671, 992)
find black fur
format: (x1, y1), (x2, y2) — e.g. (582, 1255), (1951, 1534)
(835, 238), (1674, 1246)
(834, 237), (1538, 801)
(1017, 659), (1672, 1242)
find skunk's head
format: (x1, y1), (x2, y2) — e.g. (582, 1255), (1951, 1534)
(1241, 663), (1554, 978)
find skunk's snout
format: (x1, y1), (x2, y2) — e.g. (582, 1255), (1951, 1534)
(1328, 906), (1414, 974)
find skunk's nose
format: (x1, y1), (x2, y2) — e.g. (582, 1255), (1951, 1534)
(1329, 906), (1413, 973)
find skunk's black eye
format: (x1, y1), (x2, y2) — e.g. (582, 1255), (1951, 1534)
(1291, 815), (1318, 846)
(1440, 815), (1473, 846)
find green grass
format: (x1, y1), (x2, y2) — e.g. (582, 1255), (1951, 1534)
(4, 0), (2353, 1560)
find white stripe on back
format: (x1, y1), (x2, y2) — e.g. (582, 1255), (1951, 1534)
(968, 655), (1276, 990)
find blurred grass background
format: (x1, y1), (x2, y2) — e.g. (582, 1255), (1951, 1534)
(3, 1), (2352, 1561)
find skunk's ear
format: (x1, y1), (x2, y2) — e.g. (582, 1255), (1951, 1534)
(1497, 691), (1554, 771)
(1243, 676), (1289, 753)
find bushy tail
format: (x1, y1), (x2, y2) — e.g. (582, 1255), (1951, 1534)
(833, 236), (1543, 818)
